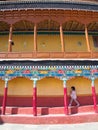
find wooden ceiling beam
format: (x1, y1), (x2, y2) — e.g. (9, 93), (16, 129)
(0, 9), (97, 31)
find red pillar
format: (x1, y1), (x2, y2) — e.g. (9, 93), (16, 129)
(33, 80), (37, 116)
(63, 80), (68, 115)
(91, 78), (97, 113)
(2, 80), (8, 115)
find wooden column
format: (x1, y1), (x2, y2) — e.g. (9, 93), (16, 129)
(2, 79), (8, 115)
(60, 24), (65, 52)
(34, 23), (37, 52)
(85, 24), (91, 52)
(33, 80), (37, 116)
(63, 80), (68, 115)
(91, 78), (97, 113)
(8, 24), (13, 52)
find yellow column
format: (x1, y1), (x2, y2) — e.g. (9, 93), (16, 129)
(34, 23), (37, 52)
(60, 24), (65, 52)
(8, 24), (13, 52)
(85, 24), (91, 52)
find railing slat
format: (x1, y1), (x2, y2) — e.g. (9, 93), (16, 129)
(0, 52), (97, 59)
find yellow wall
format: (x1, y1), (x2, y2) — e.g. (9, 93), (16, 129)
(0, 79), (4, 95)
(37, 77), (98, 96)
(0, 35), (8, 52)
(95, 79), (98, 93)
(12, 35), (34, 52)
(0, 77), (98, 96)
(37, 77), (63, 96)
(67, 77), (92, 95)
(64, 35), (87, 52)
(37, 35), (61, 52)
(0, 34), (97, 52)
(8, 77), (33, 96)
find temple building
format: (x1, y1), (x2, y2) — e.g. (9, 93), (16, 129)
(0, 0), (98, 117)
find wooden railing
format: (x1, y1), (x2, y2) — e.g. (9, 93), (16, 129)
(0, 52), (98, 59)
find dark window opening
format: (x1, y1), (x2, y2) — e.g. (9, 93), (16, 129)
(93, 36), (98, 48)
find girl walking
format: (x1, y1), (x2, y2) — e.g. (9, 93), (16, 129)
(69, 86), (80, 107)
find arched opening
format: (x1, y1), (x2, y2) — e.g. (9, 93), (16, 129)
(12, 20), (34, 52)
(0, 79), (4, 106)
(37, 20), (61, 52)
(8, 77), (33, 106)
(67, 76), (92, 106)
(88, 21), (98, 31)
(37, 77), (63, 107)
(63, 20), (85, 31)
(62, 20), (87, 52)
(0, 21), (9, 52)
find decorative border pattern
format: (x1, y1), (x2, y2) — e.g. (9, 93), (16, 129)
(0, 64), (98, 81)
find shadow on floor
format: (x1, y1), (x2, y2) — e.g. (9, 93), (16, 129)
(69, 106), (78, 114)
(41, 107), (49, 115)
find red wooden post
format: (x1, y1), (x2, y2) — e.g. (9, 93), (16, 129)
(91, 78), (97, 113)
(33, 80), (37, 116)
(2, 79), (8, 115)
(63, 80), (68, 115)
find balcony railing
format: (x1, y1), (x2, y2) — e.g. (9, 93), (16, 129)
(0, 52), (98, 59)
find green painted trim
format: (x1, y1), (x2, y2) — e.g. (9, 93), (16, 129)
(0, 31), (98, 35)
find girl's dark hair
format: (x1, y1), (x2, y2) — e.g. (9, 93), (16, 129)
(71, 86), (75, 90)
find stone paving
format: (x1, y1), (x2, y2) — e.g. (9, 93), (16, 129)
(0, 122), (98, 130)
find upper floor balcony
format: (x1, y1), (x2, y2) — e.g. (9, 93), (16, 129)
(0, 9), (98, 60)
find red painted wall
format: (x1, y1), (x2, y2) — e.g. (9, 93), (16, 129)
(0, 95), (98, 107)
